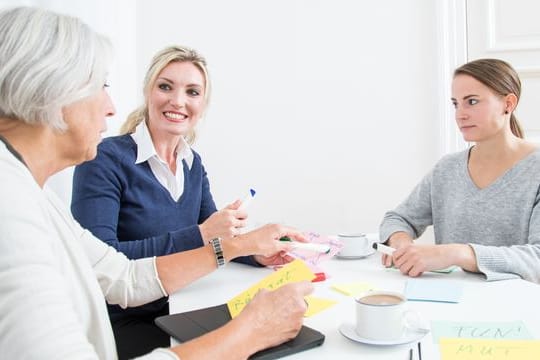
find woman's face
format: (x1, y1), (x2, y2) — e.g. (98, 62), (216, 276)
(451, 74), (510, 143)
(147, 61), (206, 140)
(61, 87), (115, 164)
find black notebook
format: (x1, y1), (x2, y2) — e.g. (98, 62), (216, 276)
(155, 303), (325, 360)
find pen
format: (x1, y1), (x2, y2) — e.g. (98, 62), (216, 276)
(238, 188), (256, 210)
(279, 236), (331, 254)
(372, 242), (396, 256)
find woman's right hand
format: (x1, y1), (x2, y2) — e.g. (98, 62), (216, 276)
(381, 231), (414, 267)
(235, 281), (314, 352)
(225, 223), (304, 259)
(199, 200), (248, 242)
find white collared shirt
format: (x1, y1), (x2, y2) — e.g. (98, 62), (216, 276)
(131, 121), (194, 201)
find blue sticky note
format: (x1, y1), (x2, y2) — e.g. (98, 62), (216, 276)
(404, 278), (463, 303)
(431, 320), (532, 343)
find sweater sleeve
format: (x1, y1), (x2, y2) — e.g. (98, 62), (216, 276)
(72, 146), (204, 259)
(198, 162), (218, 223)
(379, 170), (434, 242)
(470, 189), (540, 283)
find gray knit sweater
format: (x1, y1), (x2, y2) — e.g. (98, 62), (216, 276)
(380, 148), (540, 282)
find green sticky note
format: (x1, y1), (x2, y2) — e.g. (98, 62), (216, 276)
(431, 265), (458, 273)
(386, 265), (458, 274)
(431, 321), (532, 343)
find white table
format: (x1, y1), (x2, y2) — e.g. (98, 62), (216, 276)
(169, 254), (540, 359)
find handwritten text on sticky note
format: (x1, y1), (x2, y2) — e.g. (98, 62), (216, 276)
(227, 259), (315, 318)
(440, 338), (540, 360)
(432, 321), (532, 343)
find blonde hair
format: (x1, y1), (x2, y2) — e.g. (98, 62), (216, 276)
(120, 46), (210, 144)
(454, 58), (524, 139)
(0, 7), (112, 130)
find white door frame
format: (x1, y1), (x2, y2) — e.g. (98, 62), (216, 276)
(436, 0), (469, 156)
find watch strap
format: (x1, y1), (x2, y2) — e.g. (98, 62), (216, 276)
(210, 238), (225, 268)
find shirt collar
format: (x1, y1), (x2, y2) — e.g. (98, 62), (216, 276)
(131, 121), (194, 169)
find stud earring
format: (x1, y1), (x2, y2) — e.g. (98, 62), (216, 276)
(505, 111), (509, 114)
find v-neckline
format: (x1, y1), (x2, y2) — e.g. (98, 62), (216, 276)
(463, 147), (539, 192)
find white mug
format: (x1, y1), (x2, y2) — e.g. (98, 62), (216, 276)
(355, 291), (414, 341)
(337, 233), (372, 257)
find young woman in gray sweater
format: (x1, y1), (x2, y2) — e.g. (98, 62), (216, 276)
(379, 59), (540, 283)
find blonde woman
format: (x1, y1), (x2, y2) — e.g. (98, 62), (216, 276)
(71, 46), (293, 357)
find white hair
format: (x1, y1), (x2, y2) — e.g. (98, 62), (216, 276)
(0, 7), (113, 130)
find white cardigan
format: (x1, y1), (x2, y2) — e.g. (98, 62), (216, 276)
(0, 143), (178, 359)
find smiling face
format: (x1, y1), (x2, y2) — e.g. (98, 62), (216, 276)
(451, 74), (512, 143)
(146, 61), (206, 141)
(61, 87), (115, 164)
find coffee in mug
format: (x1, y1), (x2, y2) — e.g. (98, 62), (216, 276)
(358, 294), (403, 306)
(355, 291), (408, 341)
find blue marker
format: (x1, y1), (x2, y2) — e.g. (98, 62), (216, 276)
(239, 188), (256, 210)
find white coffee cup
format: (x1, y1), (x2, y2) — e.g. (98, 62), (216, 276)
(355, 290), (414, 341)
(337, 233), (372, 257)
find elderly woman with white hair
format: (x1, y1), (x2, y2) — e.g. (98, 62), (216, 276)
(0, 7), (312, 360)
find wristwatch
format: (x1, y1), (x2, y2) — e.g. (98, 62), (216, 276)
(210, 237), (225, 268)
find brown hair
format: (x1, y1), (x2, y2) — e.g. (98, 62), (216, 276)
(119, 46), (210, 144)
(454, 58), (523, 138)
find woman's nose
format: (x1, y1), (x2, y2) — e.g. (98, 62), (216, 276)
(169, 91), (186, 108)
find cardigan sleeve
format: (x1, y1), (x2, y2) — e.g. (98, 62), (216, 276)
(0, 186), (101, 359)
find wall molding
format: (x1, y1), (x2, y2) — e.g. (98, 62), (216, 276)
(487, 0), (540, 52)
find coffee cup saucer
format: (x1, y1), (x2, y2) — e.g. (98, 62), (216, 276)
(335, 247), (375, 260)
(338, 322), (428, 346)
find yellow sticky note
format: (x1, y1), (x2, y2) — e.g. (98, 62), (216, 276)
(227, 259), (315, 318)
(304, 295), (337, 317)
(440, 338), (540, 360)
(331, 282), (376, 296)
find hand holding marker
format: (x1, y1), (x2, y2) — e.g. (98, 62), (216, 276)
(238, 189), (329, 254)
(279, 236), (331, 254)
(372, 242), (396, 256)
(238, 188), (256, 210)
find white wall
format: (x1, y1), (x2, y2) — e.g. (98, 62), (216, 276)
(1, 0), (447, 239)
(136, 0), (442, 236)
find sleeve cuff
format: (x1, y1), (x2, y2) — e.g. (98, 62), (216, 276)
(170, 225), (205, 252)
(468, 244), (520, 281)
(152, 256), (169, 297)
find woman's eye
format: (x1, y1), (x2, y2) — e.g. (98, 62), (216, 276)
(451, 101), (457, 108)
(187, 89), (201, 96)
(468, 98), (478, 105)
(158, 83), (172, 91)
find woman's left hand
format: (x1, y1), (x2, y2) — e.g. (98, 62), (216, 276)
(392, 244), (457, 277)
(254, 252), (296, 266)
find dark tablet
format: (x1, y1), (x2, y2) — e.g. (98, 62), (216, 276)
(155, 303), (325, 360)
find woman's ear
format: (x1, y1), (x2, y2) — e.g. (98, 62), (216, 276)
(504, 93), (518, 114)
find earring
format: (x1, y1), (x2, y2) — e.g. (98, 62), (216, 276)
(505, 111), (509, 114)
